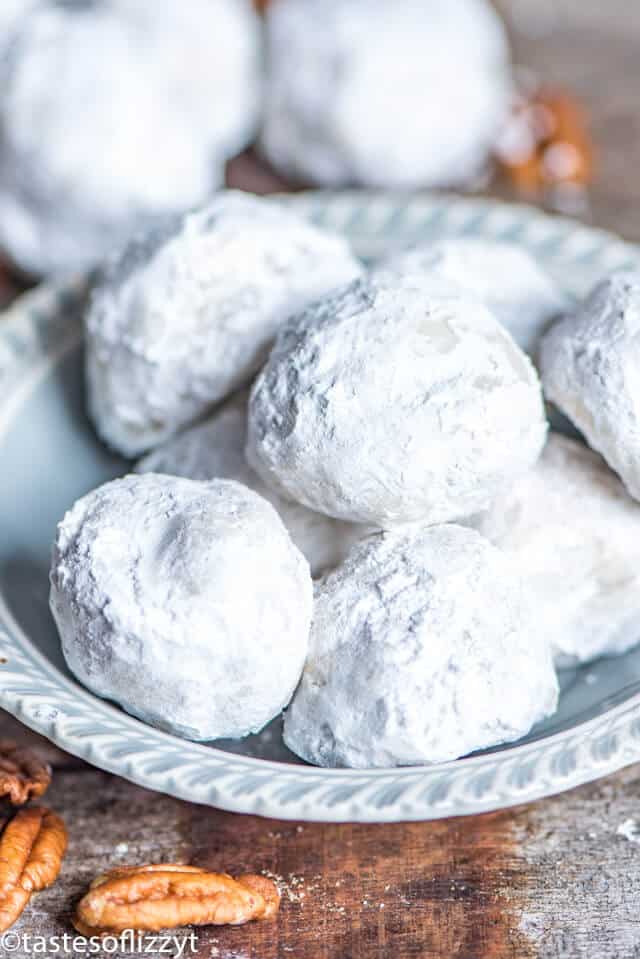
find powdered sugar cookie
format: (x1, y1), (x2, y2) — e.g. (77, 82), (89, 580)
(474, 434), (640, 666)
(260, 0), (511, 188)
(247, 273), (547, 527)
(378, 238), (566, 355)
(50, 474), (313, 741)
(284, 524), (558, 768)
(0, 0), (261, 274)
(86, 192), (362, 456)
(540, 271), (640, 500)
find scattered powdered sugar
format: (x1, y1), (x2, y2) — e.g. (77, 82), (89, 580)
(86, 191), (362, 456)
(260, 0), (512, 188)
(617, 819), (640, 844)
(0, 0), (261, 275)
(540, 271), (640, 502)
(377, 238), (567, 356)
(259, 869), (371, 917)
(136, 391), (370, 577)
(471, 433), (640, 667)
(283, 524), (558, 767)
(50, 474), (313, 741)
(248, 272), (547, 528)
(261, 870), (321, 906)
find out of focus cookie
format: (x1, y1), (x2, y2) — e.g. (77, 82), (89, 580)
(0, 0), (261, 274)
(260, 0), (511, 188)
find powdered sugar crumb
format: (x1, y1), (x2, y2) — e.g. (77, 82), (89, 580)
(617, 819), (640, 844)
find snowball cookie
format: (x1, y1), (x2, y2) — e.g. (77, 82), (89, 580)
(260, 0), (511, 188)
(247, 274), (548, 528)
(378, 239), (567, 356)
(86, 192), (363, 457)
(283, 524), (558, 768)
(135, 392), (369, 577)
(49, 474), (313, 741)
(473, 434), (640, 666)
(0, 0), (261, 275)
(0, 0), (29, 34)
(540, 271), (640, 501)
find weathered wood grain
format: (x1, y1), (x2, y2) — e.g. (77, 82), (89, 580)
(4, 711), (640, 959)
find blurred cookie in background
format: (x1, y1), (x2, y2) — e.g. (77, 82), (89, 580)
(259, 0), (513, 189)
(0, 0), (28, 31)
(0, 0), (261, 276)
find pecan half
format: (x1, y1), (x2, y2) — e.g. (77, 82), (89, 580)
(0, 807), (68, 931)
(497, 89), (593, 192)
(0, 741), (51, 805)
(74, 864), (281, 935)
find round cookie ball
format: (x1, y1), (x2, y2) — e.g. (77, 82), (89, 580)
(135, 392), (369, 577)
(49, 474), (313, 741)
(378, 238), (567, 356)
(283, 524), (558, 768)
(247, 274), (548, 528)
(0, 0), (261, 275)
(472, 434), (640, 667)
(86, 191), (363, 457)
(260, 0), (511, 188)
(0, 0), (28, 34)
(540, 271), (640, 500)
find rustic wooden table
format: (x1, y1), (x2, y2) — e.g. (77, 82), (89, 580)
(2, 3), (640, 957)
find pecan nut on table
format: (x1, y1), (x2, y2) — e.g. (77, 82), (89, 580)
(0, 807), (67, 932)
(0, 740), (280, 936)
(73, 864), (281, 937)
(0, 739), (51, 806)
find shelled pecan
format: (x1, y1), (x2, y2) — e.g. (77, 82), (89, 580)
(73, 863), (280, 935)
(496, 89), (593, 192)
(0, 807), (68, 931)
(0, 740), (51, 805)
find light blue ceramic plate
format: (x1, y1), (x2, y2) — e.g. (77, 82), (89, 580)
(2, 192), (640, 823)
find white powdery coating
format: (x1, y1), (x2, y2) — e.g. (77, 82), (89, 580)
(472, 434), (640, 667)
(0, 0), (29, 33)
(135, 392), (369, 577)
(247, 274), (548, 528)
(377, 238), (567, 356)
(283, 524), (558, 768)
(49, 474), (313, 741)
(260, 0), (511, 188)
(540, 271), (640, 501)
(86, 191), (363, 457)
(0, 0), (261, 275)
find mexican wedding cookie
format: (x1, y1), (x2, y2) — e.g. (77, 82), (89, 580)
(540, 272), (640, 500)
(284, 525), (558, 768)
(473, 434), (640, 666)
(378, 239), (566, 356)
(135, 393), (368, 577)
(0, 0), (260, 275)
(247, 275), (548, 527)
(86, 192), (362, 457)
(49, 474), (313, 741)
(260, 0), (511, 188)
